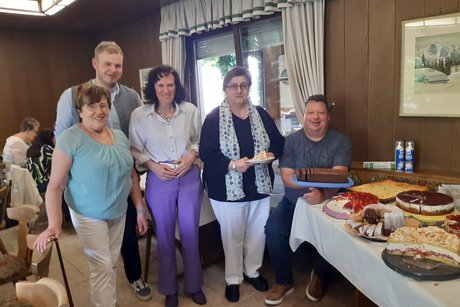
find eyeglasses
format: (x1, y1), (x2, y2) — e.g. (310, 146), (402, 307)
(87, 103), (110, 111)
(226, 83), (249, 91)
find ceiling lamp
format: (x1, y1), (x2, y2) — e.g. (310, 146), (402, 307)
(0, 0), (77, 16)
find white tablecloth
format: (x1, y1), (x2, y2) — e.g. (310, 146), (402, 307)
(289, 198), (460, 307)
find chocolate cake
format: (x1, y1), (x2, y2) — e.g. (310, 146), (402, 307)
(295, 168), (348, 183)
(395, 190), (454, 216)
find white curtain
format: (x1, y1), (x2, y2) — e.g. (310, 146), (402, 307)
(283, 0), (325, 124)
(159, 0), (297, 41)
(161, 36), (185, 83)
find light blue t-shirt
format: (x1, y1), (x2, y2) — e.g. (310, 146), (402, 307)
(57, 125), (133, 220)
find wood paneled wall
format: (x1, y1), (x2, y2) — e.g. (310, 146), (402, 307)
(0, 31), (95, 143)
(0, 11), (162, 148)
(102, 12), (162, 96)
(326, 0), (460, 172)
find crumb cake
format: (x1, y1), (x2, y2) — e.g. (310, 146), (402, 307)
(349, 179), (429, 202)
(396, 190), (454, 216)
(387, 226), (460, 266)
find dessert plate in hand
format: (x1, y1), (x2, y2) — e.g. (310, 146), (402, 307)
(245, 157), (275, 164)
(292, 176), (354, 188)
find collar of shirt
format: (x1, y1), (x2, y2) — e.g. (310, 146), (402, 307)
(144, 101), (186, 119)
(90, 79), (120, 104)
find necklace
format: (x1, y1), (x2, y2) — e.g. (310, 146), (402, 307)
(157, 107), (175, 121)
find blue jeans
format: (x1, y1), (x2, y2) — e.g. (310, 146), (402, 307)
(265, 197), (334, 284)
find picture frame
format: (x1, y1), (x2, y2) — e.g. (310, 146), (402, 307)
(400, 13), (460, 117)
(139, 67), (152, 102)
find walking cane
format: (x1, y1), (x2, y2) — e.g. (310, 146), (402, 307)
(52, 237), (74, 307)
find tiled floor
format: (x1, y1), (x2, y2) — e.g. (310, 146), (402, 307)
(0, 220), (355, 306)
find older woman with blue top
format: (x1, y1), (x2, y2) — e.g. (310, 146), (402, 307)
(129, 65), (206, 307)
(199, 66), (285, 303)
(35, 83), (147, 307)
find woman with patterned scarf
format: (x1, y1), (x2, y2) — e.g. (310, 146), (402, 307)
(200, 66), (285, 303)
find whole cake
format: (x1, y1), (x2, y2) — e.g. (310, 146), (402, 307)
(387, 226), (460, 266)
(395, 190), (454, 216)
(295, 168), (348, 183)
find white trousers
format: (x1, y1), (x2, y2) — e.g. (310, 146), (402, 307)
(69, 208), (126, 307)
(210, 197), (270, 285)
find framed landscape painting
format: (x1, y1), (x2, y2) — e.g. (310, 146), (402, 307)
(400, 13), (460, 117)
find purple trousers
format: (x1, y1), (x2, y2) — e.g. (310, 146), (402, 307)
(145, 165), (203, 295)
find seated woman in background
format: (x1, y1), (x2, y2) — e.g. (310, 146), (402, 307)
(2, 117), (40, 170)
(26, 128), (55, 193)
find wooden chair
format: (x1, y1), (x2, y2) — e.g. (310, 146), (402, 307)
(0, 183), (11, 230)
(16, 277), (68, 307)
(0, 206), (51, 285)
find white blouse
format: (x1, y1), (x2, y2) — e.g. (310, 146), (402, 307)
(129, 102), (201, 171)
(2, 135), (29, 169)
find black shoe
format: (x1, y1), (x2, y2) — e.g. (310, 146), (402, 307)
(243, 274), (269, 292)
(189, 289), (207, 305)
(165, 293), (178, 307)
(225, 284), (239, 302)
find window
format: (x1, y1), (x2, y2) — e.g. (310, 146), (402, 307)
(186, 15), (299, 134)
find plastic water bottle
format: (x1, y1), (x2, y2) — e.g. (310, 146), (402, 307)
(405, 141), (414, 173)
(395, 140), (404, 172)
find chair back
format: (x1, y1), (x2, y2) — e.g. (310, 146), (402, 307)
(6, 206), (40, 265)
(27, 234), (53, 280)
(16, 277), (69, 307)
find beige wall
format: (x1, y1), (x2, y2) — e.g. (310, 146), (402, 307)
(325, 0), (460, 172)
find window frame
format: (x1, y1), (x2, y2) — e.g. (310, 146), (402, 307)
(185, 14), (283, 120)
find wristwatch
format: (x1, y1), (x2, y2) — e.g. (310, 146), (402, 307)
(136, 208), (147, 215)
(232, 162), (237, 171)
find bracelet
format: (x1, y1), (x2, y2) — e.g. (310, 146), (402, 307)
(136, 208), (146, 215)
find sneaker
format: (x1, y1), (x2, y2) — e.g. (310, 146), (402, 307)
(130, 278), (153, 301)
(306, 270), (324, 302)
(264, 283), (294, 305)
(243, 274), (269, 291)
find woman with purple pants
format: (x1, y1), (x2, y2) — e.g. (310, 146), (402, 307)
(129, 65), (206, 307)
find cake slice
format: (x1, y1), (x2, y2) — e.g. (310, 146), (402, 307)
(295, 168), (348, 183)
(387, 226), (460, 266)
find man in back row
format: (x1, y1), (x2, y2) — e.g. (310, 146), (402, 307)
(54, 41), (152, 301)
(264, 95), (352, 305)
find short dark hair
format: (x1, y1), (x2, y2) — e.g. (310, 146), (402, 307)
(222, 66), (252, 91)
(144, 65), (187, 106)
(19, 117), (40, 132)
(74, 83), (111, 113)
(305, 94), (334, 113)
(27, 128), (54, 158)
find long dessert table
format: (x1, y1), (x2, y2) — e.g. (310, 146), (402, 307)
(289, 198), (460, 307)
